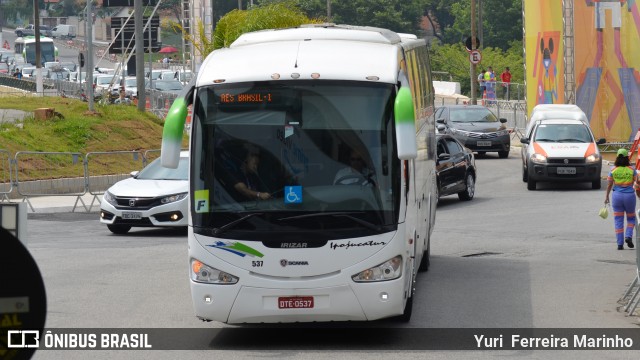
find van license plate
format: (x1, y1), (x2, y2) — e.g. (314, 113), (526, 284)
(557, 167), (576, 175)
(122, 212), (142, 219)
(278, 296), (314, 309)
(477, 141), (491, 146)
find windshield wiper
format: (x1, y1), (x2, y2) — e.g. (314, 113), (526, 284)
(212, 212), (264, 236)
(278, 212), (382, 232)
(535, 138), (554, 142)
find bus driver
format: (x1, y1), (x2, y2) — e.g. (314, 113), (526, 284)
(231, 147), (272, 201)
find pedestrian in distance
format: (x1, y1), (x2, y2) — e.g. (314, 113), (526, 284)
(478, 69), (486, 98)
(501, 67), (512, 100)
(604, 148), (636, 250)
(484, 66), (497, 104)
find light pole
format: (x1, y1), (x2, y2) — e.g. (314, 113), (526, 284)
(470, 0), (477, 105)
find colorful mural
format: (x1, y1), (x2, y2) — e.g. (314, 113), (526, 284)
(575, 0), (640, 142)
(525, 0), (565, 112)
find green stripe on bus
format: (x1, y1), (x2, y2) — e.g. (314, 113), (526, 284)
(394, 87), (415, 125)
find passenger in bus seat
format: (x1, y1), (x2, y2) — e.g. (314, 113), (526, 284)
(333, 149), (376, 186)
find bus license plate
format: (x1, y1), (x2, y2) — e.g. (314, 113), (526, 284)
(122, 212), (142, 219)
(278, 296), (314, 309)
(557, 167), (576, 175)
(477, 141), (491, 146)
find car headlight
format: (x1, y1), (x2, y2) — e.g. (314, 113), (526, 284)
(530, 153), (547, 164)
(449, 128), (459, 134)
(495, 129), (510, 137)
(585, 153), (601, 163)
(103, 191), (117, 206)
(352, 255), (402, 282)
(191, 259), (239, 284)
(161, 192), (187, 204)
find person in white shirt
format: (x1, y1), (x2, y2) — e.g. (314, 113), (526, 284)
(334, 149), (376, 186)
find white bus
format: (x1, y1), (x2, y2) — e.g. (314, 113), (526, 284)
(14, 37), (25, 55)
(161, 24), (437, 323)
(23, 37), (58, 65)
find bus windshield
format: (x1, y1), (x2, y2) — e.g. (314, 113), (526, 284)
(191, 80), (400, 240)
(24, 41), (55, 65)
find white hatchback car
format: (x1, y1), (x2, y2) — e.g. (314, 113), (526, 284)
(100, 152), (189, 234)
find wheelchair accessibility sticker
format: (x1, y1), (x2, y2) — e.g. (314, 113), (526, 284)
(284, 186), (302, 204)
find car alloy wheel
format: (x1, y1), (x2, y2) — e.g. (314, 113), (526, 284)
(458, 173), (475, 201)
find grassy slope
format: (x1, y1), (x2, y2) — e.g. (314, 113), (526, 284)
(0, 96), (188, 178)
(0, 97), (183, 153)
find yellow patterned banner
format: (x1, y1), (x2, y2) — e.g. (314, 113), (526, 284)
(575, 0), (640, 142)
(525, 0), (565, 113)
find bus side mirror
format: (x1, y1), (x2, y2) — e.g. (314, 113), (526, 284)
(162, 85), (194, 168)
(394, 87), (417, 160)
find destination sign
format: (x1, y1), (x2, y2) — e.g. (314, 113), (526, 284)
(219, 93), (273, 103)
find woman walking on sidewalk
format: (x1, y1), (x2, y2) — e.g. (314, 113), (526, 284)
(605, 148), (636, 250)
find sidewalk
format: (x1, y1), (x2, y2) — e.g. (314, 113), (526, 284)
(6, 193), (102, 214)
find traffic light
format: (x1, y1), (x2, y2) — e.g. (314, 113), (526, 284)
(78, 53), (85, 68)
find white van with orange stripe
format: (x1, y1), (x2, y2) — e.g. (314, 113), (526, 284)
(520, 110), (606, 190)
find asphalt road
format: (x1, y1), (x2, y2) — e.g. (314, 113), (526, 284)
(18, 149), (639, 359)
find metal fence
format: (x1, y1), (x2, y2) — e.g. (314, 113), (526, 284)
(0, 73), (181, 118)
(84, 151), (146, 210)
(0, 149), (162, 212)
(619, 213), (640, 316)
(0, 150), (12, 202)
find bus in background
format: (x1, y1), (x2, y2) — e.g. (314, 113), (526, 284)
(23, 37), (57, 65)
(14, 37), (24, 56)
(161, 24), (436, 324)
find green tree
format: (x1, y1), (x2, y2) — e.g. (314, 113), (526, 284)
(430, 0), (521, 51)
(430, 41), (523, 96)
(158, 0), (182, 22)
(170, 1), (318, 59)
(260, 0), (428, 34)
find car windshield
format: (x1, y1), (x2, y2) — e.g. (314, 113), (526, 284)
(97, 76), (118, 85)
(60, 62), (76, 71)
(23, 68), (34, 74)
(449, 108), (498, 123)
(137, 156), (189, 180)
(534, 123), (593, 143)
(154, 81), (182, 91)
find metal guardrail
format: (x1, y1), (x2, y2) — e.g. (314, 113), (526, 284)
(84, 151), (145, 211)
(0, 150), (13, 202)
(619, 211), (640, 316)
(0, 149), (163, 212)
(14, 151), (85, 211)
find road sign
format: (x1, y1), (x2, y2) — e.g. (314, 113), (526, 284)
(465, 36), (480, 51)
(469, 50), (482, 65)
(109, 16), (161, 54)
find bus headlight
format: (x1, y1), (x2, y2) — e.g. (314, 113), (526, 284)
(352, 255), (402, 282)
(191, 259), (239, 284)
(585, 153), (601, 164)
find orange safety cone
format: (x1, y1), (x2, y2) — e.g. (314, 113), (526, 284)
(145, 97), (150, 110)
(186, 104), (192, 126)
